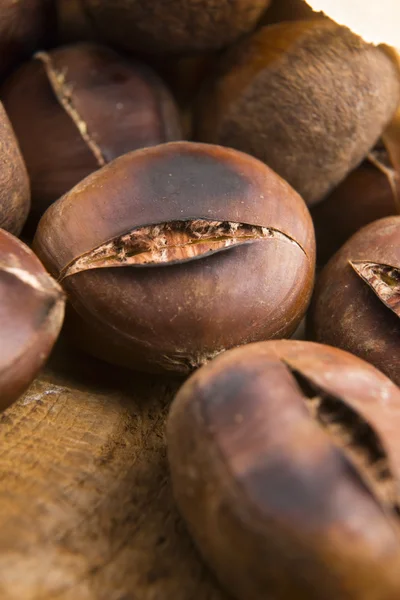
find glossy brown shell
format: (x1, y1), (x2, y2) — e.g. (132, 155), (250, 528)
(309, 216), (400, 386)
(0, 230), (65, 410)
(196, 20), (400, 206)
(311, 157), (400, 266)
(168, 340), (400, 600)
(80, 0), (271, 55)
(0, 103), (30, 235)
(33, 141), (315, 374)
(1, 43), (182, 216)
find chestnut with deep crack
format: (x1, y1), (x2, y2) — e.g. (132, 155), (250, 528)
(168, 340), (400, 600)
(1, 43), (182, 218)
(309, 216), (400, 386)
(33, 141), (315, 374)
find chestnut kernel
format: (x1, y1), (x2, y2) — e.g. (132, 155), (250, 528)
(196, 19), (400, 205)
(1, 43), (182, 218)
(0, 102), (30, 236)
(309, 216), (400, 386)
(0, 229), (65, 411)
(33, 141), (315, 374)
(75, 0), (272, 55)
(168, 340), (400, 600)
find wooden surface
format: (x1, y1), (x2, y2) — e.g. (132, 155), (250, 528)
(0, 338), (229, 600)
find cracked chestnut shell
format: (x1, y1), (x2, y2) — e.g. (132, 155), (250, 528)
(1, 43), (182, 218)
(0, 0), (55, 80)
(312, 146), (400, 266)
(0, 229), (65, 411)
(309, 216), (400, 386)
(168, 340), (400, 600)
(33, 141), (315, 374)
(73, 0), (272, 56)
(0, 102), (30, 236)
(195, 19), (400, 206)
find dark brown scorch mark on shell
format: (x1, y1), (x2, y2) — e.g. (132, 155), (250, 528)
(59, 220), (305, 281)
(290, 367), (397, 514)
(350, 261), (400, 318)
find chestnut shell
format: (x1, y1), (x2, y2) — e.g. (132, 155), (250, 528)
(33, 141), (315, 374)
(0, 0), (55, 79)
(168, 340), (400, 600)
(0, 102), (30, 235)
(196, 20), (400, 205)
(0, 229), (65, 410)
(309, 216), (400, 385)
(79, 0), (272, 55)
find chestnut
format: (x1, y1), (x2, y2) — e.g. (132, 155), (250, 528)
(33, 141), (315, 374)
(1, 43), (182, 218)
(69, 0), (272, 55)
(195, 19), (400, 205)
(168, 339), (400, 600)
(0, 102), (30, 236)
(309, 216), (400, 386)
(0, 0), (55, 80)
(261, 0), (322, 25)
(0, 229), (65, 411)
(312, 146), (400, 266)
(56, 0), (98, 43)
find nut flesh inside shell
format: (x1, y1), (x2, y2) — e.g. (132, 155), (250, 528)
(59, 219), (306, 281)
(350, 261), (400, 317)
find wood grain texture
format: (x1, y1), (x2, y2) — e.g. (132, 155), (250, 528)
(0, 339), (228, 600)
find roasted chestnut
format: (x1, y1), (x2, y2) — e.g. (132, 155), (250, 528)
(196, 20), (400, 205)
(309, 216), (400, 386)
(261, 0), (322, 25)
(56, 0), (97, 43)
(1, 43), (182, 218)
(312, 147), (400, 266)
(168, 339), (400, 600)
(0, 102), (30, 235)
(0, 0), (55, 80)
(0, 229), (65, 410)
(33, 141), (315, 374)
(67, 0), (272, 55)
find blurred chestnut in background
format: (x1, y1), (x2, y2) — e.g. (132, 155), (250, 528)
(0, 229), (65, 411)
(151, 53), (219, 138)
(33, 141), (315, 374)
(168, 339), (400, 600)
(1, 43), (182, 219)
(56, 0), (97, 43)
(74, 0), (272, 55)
(309, 216), (400, 386)
(312, 146), (400, 266)
(0, 0), (55, 80)
(196, 20), (400, 205)
(0, 103), (30, 235)
(260, 0), (322, 25)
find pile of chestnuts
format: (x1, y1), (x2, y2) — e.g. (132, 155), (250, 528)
(0, 0), (400, 598)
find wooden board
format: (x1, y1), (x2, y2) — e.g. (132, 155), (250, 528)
(0, 338), (230, 600)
